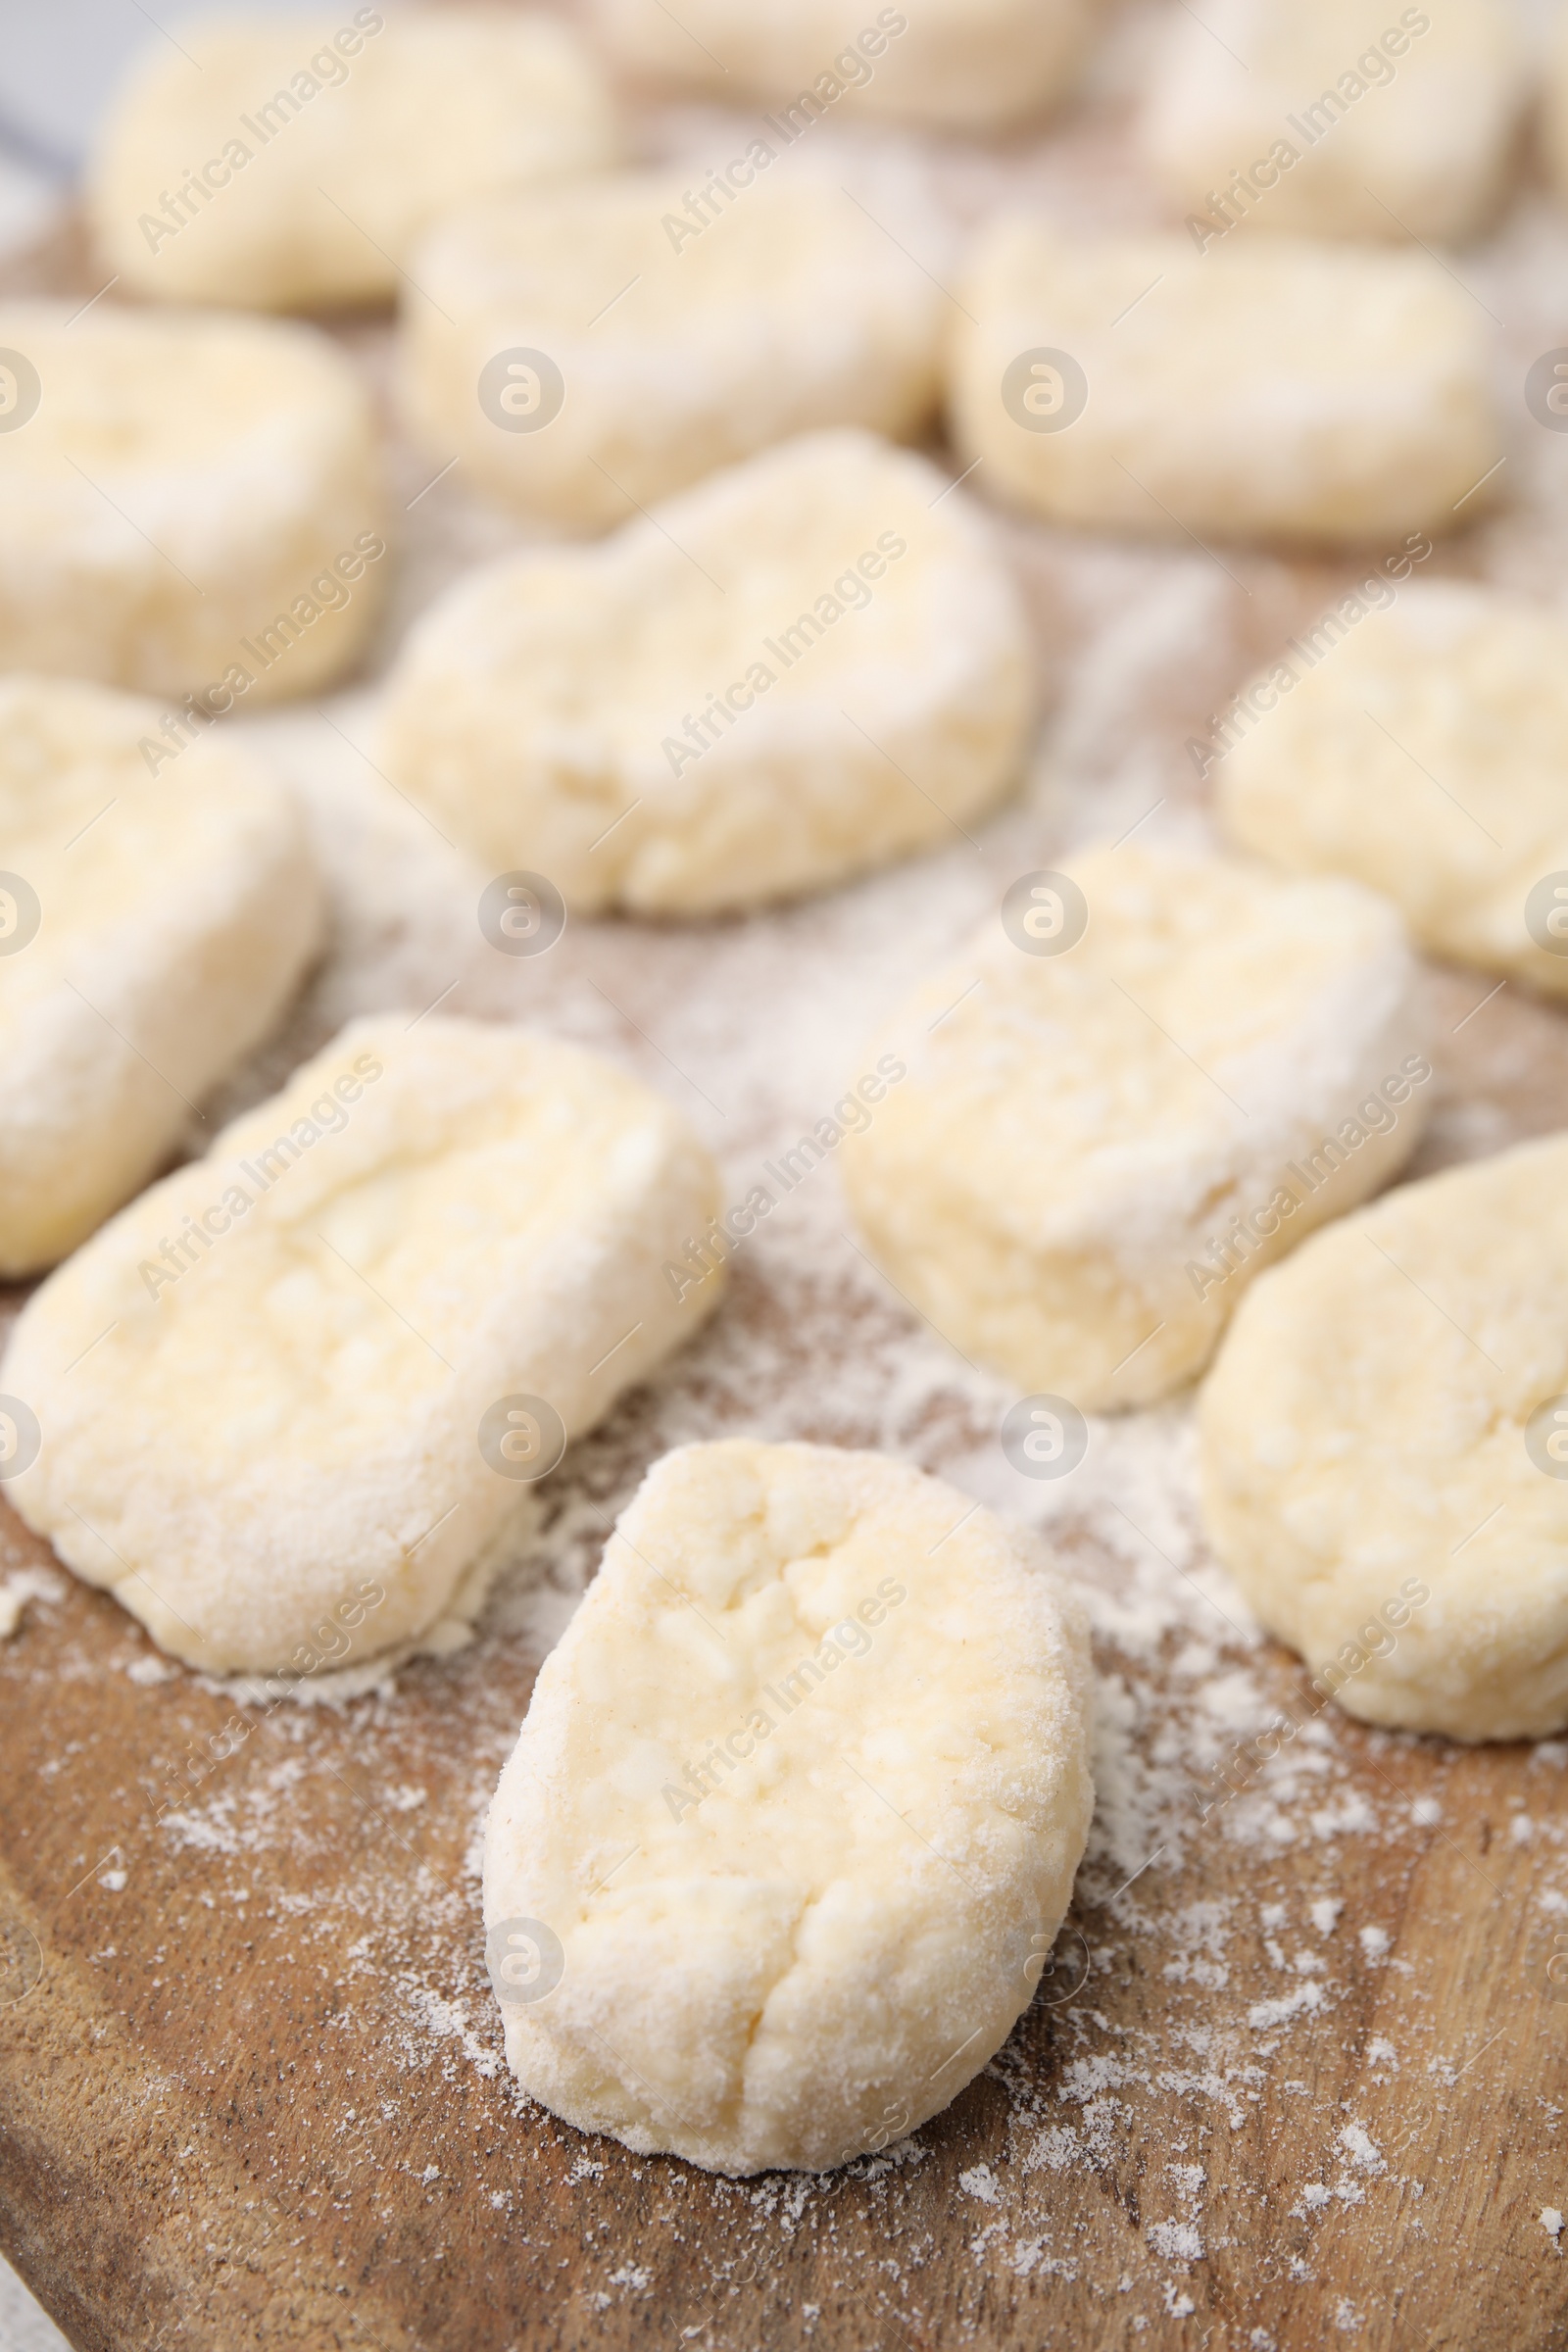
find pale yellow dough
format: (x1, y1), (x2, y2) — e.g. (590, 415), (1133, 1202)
(1200, 1136), (1568, 1742)
(484, 1440), (1094, 2174)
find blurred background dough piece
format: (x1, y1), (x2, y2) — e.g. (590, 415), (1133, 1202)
(0, 676), (322, 1278)
(88, 6), (620, 310)
(380, 431), (1033, 914)
(0, 302), (387, 702)
(948, 224), (1500, 547)
(840, 841), (1430, 1410)
(400, 174), (946, 528)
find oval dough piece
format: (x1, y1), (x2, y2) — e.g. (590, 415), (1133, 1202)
(89, 7), (619, 311)
(380, 431), (1032, 914)
(948, 223), (1499, 546)
(400, 174), (945, 528)
(587, 0), (1096, 130)
(1217, 582), (1568, 1000)
(0, 677), (322, 1277)
(484, 1439), (1094, 2174)
(0, 302), (387, 703)
(1200, 1135), (1568, 1742)
(1138, 0), (1525, 246)
(841, 841), (1430, 1410)
(1, 1018), (722, 1673)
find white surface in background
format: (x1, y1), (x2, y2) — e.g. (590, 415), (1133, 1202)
(0, 2257), (71, 2352)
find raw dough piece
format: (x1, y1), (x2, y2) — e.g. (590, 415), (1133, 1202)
(948, 223), (1500, 547)
(1, 1018), (722, 1673)
(840, 841), (1430, 1410)
(1218, 583), (1568, 999)
(1139, 0), (1525, 247)
(1200, 1135), (1568, 1742)
(89, 7), (619, 310)
(380, 431), (1032, 914)
(400, 174), (945, 527)
(587, 0), (1096, 130)
(0, 302), (386, 702)
(0, 676), (322, 1276)
(484, 1440), (1094, 2174)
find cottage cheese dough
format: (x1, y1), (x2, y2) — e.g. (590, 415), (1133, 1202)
(0, 303), (386, 702)
(380, 432), (1031, 914)
(484, 1440), (1093, 2174)
(1, 1019), (722, 1673)
(0, 677), (322, 1277)
(1200, 1136), (1568, 1742)
(1139, 0), (1525, 247)
(89, 7), (619, 310)
(1218, 584), (1568, 1000)
(400, 174), (945, 527)
(949, 224), (1499, 547)
(587, 0), (1096, 130)
(841, 842), (1430, 1410)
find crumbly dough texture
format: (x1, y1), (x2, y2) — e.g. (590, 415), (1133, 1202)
(948, 223), (1499, 547)
(89, 7), (619, 310)
(0, 676), (322, 1276)
(484, 1440), (1094, 2174)
(380, 431), (1032, 914)
(1139, 0), (1524, 246)
(0, 302), (386, 702)
(1218, 582), (1568, 1000)
(1200, 1136), (1568, 1742)
(841, 842), (1430, 1410)
(2, 1018), (722, 1673)
(587, 0), (1095, 129)
(400, 173), (945, 527)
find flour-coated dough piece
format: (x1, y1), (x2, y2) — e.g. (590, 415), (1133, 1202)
(948, 224), (1500, 547)
(484, 1440), (1094, 2174)
(0, 677), (322, 1278)
(1139, 0), (1525, 246)
(1, 1019), (722, 1673)
(1219, 584), (1568, 999)
(400, 175), (946, 527)
(841, 842), (1430, 1410)
(588, 0), (1096, 130)
(0, 303), (386, 703)
(380, 432), (1032, 914)
(89, 8), (619, 310)
(1200, 1136), (1568, 1742)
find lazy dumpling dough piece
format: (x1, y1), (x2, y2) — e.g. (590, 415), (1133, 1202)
(0, 676), (322, 1278)
(948, 223), (1500, 547)
(380, 432), (1032, 914)
(1200, 1136), (1568, 1742)
(587, 0), (1096, 130)
(840, 842), (1430, 1411)
(400, 175), (945, 528)
(0, 303), (386, 703)
(1, 1019), (722, 1673)
(1218, 584), (1568, 1000)
(484, 1440), (1094, 2174)
(1139, 0), (1525, 247)
(89, 7), (619, 310)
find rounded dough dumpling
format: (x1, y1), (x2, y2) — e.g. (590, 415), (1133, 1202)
(483, 1440), (1094, 2175)
(588, 0), (1096, 130)
(380, 432), (1032, 914)
(1200, 1136), (1568, 1742)
(0, 677), (322, 1277)
(841, 842), (1431, 1410)
(1139, 0), (1525, 246)
(0, 303), (386, 702)
(1, 1019), (722, 1673)
(948, 222), (1499, 546)
(400, 174), (945, 528)
(1218, 583), (1568, 1001)
(88, 7), (619, 310)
